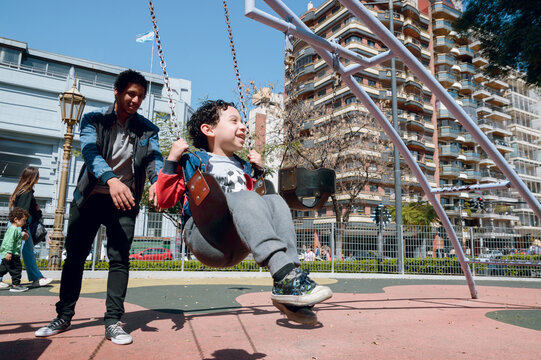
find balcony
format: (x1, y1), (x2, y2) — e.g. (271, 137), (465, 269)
(432, 2), (461, 20)
(476, 106), (492, 117)
(459, 79), (476, 95)
(295, 82), (314, 97)
(463, 151), (481, 163)
(478, 119), (494, 132)
(470, 39), (482, 52)
(473, 72), (488, 83)
(472, 56), (488, 67)
(402, 0), (420, 19)
(404, 94), (424, 112)
(433, 20), (454, 35)
(438, 108), (455, 119)
(485, 93), (510, 107)
(457, 46), (474, 59)
(464, 170), (482, 182)
(440, 165), (461, 178)
(406, 115), (425, 132)
(440, 144), (460, 158)
(404, 75), (423, 91)
(377, 11), (404, 29)
(485, 78), (508, 90)
(487, 110), (511, 121)
(404, 36), (421, 56)
(494, 140), (513, 154)
(403, 18), (421, 38)
(434, 36), (454, 52)
(462, 133), (475, 144)
(460, 63), (476, 74)
(436, 54), (456, 66)
(462, 98), (477, 108)
(472, 88), (491, 100)
(436, 71), (455, 86)
(439, 126), (459, 140)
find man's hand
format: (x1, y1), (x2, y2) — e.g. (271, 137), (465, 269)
(22, 231), (29, 241)
(5, 253), (12, 261)
(167, 138), (190, 162)
(247, 149), (263, 169)
(148, 182), (162, 212)
(107, 177), (135, 211)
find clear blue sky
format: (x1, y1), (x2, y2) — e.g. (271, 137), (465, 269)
(1, 0), (325, 108)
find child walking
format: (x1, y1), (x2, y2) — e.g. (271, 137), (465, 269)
(156, 100), (332, 324)
(0, 207), (31, 292)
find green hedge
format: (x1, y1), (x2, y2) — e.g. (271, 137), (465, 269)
(33, 256), (540, 277)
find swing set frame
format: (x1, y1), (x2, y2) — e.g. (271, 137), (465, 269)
(244, 0), (541, 299)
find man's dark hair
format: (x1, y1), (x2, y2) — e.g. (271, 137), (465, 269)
(114, 69), (148, 97)
(187, 100), (237, 151)
(9, 207), (30, 223)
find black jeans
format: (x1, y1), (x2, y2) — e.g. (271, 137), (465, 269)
(0, 255), (22, 285)
(56, 194), (138, 326)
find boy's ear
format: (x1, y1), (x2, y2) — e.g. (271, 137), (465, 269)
(200, 123), (215, 138)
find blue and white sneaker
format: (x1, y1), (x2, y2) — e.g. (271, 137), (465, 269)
(271, 268), (332, 306)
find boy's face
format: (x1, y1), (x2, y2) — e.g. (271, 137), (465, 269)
(13, 217), (27, 227)
(208, 106), (246, 156)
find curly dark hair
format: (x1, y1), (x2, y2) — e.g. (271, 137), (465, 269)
(187, 100), (237, 151)
(9, 207), (30, 223)
(114, 69), (148, 97)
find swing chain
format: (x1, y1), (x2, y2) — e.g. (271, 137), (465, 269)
(148, 0), (179, 137)
(222, 1), (249, 125)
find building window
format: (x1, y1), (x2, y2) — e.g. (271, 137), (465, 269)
(345, 97), (357, 104)
(368, 79), (377, 87)
(367, 40), (375, 47)
(317, 89), (326, 97)
(0, 47), (20, 65)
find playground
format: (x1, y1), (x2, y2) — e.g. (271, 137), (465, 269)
(1, 274), (540, 359)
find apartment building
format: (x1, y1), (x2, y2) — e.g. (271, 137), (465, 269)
(287, 0), (541, 237)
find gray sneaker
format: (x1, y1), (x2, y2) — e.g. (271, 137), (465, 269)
(271, 268), (333, 306)
(35, 318), (71, 337)
(105, 321), (133, 345)
(9, 285), (29, 292)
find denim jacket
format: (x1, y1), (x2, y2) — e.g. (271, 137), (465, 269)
(73, 105), (163, 207)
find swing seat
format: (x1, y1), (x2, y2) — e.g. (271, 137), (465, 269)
(279, 167), (336, 211)
(185, 170), (250, 268)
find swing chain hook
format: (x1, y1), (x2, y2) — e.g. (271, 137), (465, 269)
(148, 0), (179, 138)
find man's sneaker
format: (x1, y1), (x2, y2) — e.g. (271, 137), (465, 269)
(9, 285), (29, 292)
(35, 318), (71, 337)
(271, 268), (332, 306)
(272, 300), (318, 325)
(105, 321), (133, 345)
(0, 281), (9, 289)
(39, 277), (53, 287)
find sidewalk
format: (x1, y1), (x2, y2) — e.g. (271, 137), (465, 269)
(1, 275), (540, 359)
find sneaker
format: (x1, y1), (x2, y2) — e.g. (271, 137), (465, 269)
(105, 321), (133, 345)
(35, 318), (71, 337)
(39, 277), (53, 287)
(9, 285), (29, 292)
(271, 268), (333, 306)
(272, 300), (318, 325)
(0, 281), (9, 289)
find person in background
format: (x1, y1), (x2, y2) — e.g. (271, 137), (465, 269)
(0, 167), (52, 289)
(0, 207), (31, 292)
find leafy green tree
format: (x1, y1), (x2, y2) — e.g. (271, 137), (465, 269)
(454, 0), (541, 86)
(388, 201), (439, 226)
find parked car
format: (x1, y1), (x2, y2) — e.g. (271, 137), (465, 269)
(479, 250), (504, 259)
(129, 248), (174, 261)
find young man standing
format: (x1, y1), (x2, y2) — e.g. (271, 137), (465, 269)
(35, 70), (163, 345)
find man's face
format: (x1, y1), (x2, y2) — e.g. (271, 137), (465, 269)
(115, 83), (145, 116)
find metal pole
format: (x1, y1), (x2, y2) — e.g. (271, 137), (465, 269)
(389, 0), (404, 277)
(331, 222), (335, 274)
(147, 37), (154, 119)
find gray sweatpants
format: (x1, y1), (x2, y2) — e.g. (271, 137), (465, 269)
(183, 192), (300, 275)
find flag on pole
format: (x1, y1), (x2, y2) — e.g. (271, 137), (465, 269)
(136, 31), (155, 43)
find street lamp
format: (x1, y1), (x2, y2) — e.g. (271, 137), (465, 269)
(48, 78), (86, 270)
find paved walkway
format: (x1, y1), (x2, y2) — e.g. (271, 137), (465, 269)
(1, 274), (540, 359)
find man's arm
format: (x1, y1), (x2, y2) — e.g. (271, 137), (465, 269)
(145, 131), (164, 185)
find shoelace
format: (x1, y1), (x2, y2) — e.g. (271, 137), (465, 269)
(48, 318), (65, 329)
(108, 322), (128, 336)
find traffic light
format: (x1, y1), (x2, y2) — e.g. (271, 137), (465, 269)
(477, 197), (485, 211)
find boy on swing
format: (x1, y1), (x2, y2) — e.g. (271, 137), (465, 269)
(156, 100), (332, 324)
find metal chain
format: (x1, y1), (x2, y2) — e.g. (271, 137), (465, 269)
(148, 0), (179, 138)
(222, 0), (253, 148)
